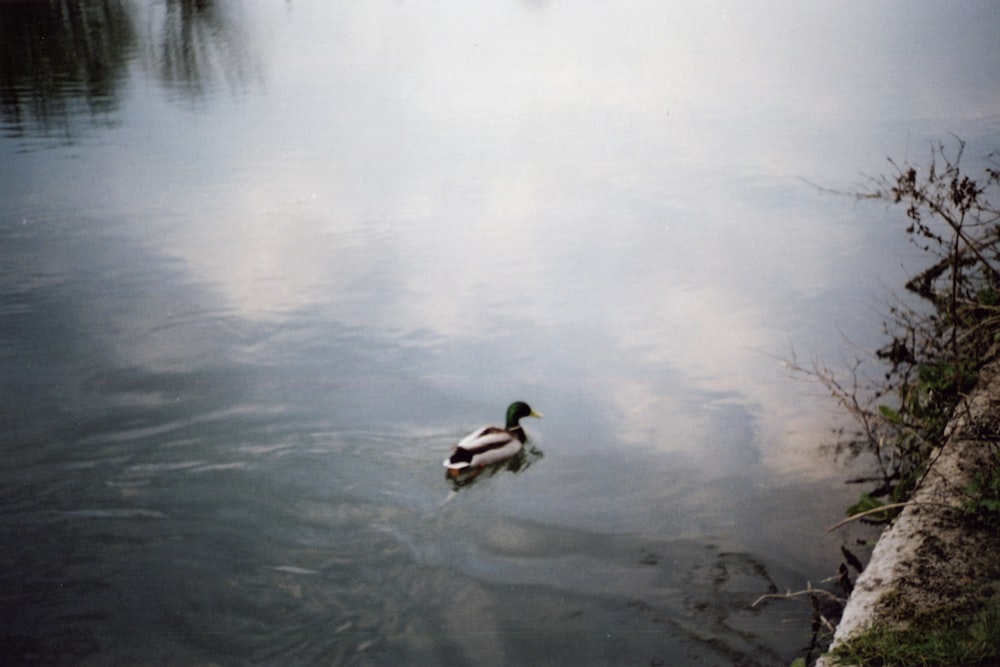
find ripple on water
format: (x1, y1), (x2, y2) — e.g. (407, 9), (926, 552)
(61, 508), (167, 519)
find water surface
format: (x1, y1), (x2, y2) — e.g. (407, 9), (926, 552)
(2, 1), (999, 664)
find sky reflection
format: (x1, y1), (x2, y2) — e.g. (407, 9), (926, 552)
(5, 3), (1000, 663)
(3, 0), (1000, 481)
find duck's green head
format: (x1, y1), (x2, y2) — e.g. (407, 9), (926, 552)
(506, 401), (543, 429)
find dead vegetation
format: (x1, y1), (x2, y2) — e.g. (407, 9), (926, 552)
(774, 137), (1000, 666)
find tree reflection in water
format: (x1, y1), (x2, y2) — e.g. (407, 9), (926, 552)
(0, 0), (258, 142)
(151, 0), (259, 99)
(0, 0), (135, 139)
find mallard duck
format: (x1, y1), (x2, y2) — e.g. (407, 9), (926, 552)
(444, 401), (542, 475)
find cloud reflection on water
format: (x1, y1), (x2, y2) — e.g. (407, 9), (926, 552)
(4, 4), (1000, 663)
(5, 1), (1000, 483)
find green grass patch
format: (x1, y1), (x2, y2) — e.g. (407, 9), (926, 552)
(828, 596), (1000, 666)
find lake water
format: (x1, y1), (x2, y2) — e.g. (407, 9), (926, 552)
(2, 1), (999, 665)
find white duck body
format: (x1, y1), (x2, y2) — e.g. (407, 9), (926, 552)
(445, 426), (524, 470)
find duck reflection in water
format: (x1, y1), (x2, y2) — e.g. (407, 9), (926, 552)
(443, 401), (543, 489)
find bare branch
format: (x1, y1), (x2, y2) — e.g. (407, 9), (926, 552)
(751, 585), (846, 609)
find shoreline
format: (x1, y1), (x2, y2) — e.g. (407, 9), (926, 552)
(816, 347), (1000, 666)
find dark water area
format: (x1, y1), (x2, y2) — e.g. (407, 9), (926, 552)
(2, 1), (999, 664)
